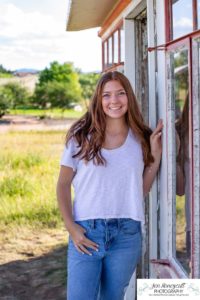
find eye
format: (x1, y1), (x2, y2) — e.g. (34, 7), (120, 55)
(118, 91), (126, 96)
(102, 93), (110, 98)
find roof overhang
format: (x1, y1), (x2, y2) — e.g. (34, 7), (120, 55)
(66, 0), (119, 31)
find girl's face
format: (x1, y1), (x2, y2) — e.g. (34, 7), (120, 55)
(101, 80), (128, 121)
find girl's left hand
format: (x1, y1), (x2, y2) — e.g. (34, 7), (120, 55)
(150, 119), (163, 159)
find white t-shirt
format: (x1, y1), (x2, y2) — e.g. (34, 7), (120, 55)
(60, 129), (145, 222)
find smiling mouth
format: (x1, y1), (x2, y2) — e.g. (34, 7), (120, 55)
(109, 106), (122, 111)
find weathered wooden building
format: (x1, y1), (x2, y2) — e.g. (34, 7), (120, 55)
(66, 0), (200, 298)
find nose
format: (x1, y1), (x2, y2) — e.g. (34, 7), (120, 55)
(110, 93), (118, 103)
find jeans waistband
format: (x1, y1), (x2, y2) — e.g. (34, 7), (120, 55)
(87, 218), (135, 229)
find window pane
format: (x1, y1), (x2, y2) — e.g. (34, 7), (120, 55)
(114, 31), (119, 63)
(108, 37), (112, 65)
(104, 42), (107, 67)
(172, 0), (193, 39)
(173, 49), (191, 275)
(120, 27), (125, 62)
(198, 0), (200, 29)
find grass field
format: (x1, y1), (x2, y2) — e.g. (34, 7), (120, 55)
(0, 130), (67, 229)
(0, 129), (70, 298)
(9, 108), (85, 119)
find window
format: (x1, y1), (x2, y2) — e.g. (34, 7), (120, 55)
(166, 26), (200, 277)
(104, 41), (108, 67)
(114, 31), (119, 63)
(120, 27), (125, 62)
(108, 37), (113, 66)
(167, 45), (191, 276)
(173, 48), (191, 275)
(102, 23), (124, 71)
(167, 0), (200, 41)
(172, 0), (193, 39)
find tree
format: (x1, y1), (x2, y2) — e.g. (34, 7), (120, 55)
(33, 81), (81, 109)
(33, 61), (82, 108)
(0, 86), (11, 117)
(3, 82), (30, 108)
(0, 83), (30, 117)
(0, 64), (12, 78)
(78, 72), (100, 108)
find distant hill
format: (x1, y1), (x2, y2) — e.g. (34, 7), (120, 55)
(14, 68), (39, 74)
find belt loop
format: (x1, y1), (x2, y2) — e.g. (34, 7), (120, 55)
(118, 219), (121, 230)
(90, 219), (95, 229)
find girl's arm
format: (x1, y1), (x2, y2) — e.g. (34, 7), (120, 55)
(56, 166), (76, 232)
(143, 155), (161, 197)
(56, 166), (99, 255)
(143, 119), (163, 197)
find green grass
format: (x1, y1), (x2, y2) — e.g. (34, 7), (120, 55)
(0, 130), (67, 228)
(0, 73), (13, 78)
(176, 195), (185, 219)
(9, 108), (85, 119)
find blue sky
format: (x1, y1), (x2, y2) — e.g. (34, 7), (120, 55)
(0, 0), (101, 72)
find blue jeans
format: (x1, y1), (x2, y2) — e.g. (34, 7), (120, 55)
(67, 218), (142, 300)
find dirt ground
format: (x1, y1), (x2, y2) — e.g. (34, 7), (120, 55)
(0, 115), (74, 300)
(0, 227), (68, 300)
(0, 114), (76, 132)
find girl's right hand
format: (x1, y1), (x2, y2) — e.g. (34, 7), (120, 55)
(69, 223), (99, 255)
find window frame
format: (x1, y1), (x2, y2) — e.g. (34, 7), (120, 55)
(165, 0), (199, 42)
(165, 27), (200, 277)
(166, 39), (192, 276)
(191, 33), (200, 278)
(165, 3), (200, 278)
(102, 21), (124, 71)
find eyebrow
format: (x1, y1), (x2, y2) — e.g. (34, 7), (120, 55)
(102, 89), (125, 94)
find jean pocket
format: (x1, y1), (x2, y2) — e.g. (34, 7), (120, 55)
(120, 219), (141, 235)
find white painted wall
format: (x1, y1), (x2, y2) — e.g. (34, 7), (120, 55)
(146, 0), (158, 278)
(154, 0), (169, 262)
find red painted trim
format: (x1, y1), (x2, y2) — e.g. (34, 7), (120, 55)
(166, 36), (189, 51)
(101, 21), (124, 72)
(165, 0), (172, 42)
(100, 20), (123, 42)
(151, 259), (181, 278)
(98, 0), (131, 37)
(103, 62), (124, 73)
(148, 29), (200, 53)
(102, 42), (104, 71)
(193, 0), (198, 31)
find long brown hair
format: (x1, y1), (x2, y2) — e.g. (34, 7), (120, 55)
(66, 71), (154, 166)
(175, 93), (189, 171)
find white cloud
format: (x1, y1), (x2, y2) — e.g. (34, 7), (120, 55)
(0, 3), (64, 38)
(0, 3), (101, 72)
(174, 17), (193, 28)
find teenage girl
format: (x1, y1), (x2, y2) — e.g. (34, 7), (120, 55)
(56, 71), (163, 300)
